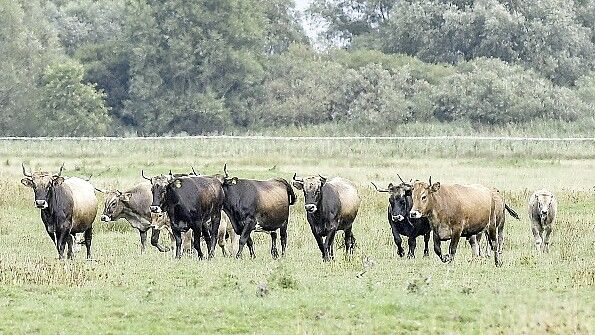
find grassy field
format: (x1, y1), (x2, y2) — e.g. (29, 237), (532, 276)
(0, 137), (593, 334)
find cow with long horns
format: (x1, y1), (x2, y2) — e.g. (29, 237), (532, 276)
(221, 165), (296, 259)
(99, 182), (169, 253)
(410, 177), (520, 267)
(292, 174), (360, 261)
(372, 175), (431, 258)
(144, 170), (224, 259)
(21, 164), (98, 259)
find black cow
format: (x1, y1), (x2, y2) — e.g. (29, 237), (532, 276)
(292, 174), (361, 261)
(372, 178), (431, 258)
(21, 164), (97, 260)
(221, 165), (296, 259)
(145, 171), (224, 259)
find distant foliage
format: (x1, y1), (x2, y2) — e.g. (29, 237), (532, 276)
(0, 0), (593, 135)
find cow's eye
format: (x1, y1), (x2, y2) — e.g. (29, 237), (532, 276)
(421, 195), (427, 201)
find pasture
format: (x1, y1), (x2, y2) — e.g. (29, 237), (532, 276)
(0, 137), (593, 334)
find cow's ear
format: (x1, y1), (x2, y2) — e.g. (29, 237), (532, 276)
(430, 182), (440, 193)
(387, 183), (394, 189)
(121, 192), (132, 202)
(173, 179), (182, 188)
(53, 176), (65, 186)
(292, 181), (303, 190)
(21, 178), (33, 188)
(230, 177), (238, 185)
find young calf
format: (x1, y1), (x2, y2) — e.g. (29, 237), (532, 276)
(372, 180), (430, 258)
(293, 174), (360, 261)
(528, 189), (557, 253)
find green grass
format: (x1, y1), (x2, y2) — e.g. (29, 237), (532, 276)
(0, 138), (593, 334)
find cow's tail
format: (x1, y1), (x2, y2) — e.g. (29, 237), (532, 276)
(279, 179), (297, 205)
(505, 204), (520, 220)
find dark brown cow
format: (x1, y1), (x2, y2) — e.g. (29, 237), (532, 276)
(221, 165), (296, 259)
(410, 177), (519, 267)
(21, 164), (97, 260)
(292, 174), (360, 261)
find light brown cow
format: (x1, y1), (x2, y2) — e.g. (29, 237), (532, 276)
(410, 178), (518, 267)
(528, 189), (557, 253)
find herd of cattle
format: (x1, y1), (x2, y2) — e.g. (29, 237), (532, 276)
(20, 164), (558, 267)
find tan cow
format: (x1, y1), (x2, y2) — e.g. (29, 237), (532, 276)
(410, 178), (519, 267)
(528, 189), (557, 252)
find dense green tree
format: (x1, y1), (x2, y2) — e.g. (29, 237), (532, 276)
(39, 61), (111, 136)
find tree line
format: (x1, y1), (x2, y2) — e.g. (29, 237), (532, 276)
(1, 0), (593, 136)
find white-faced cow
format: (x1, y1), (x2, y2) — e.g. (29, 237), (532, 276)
(21, 164), (97, 260)
(410, 177), (519, 267)
(99, 182), (169, 253)
(372, 177), (431, 258)
(145, 171), (224, 259)
(292, 174), (360, 261)
(221, 165), (296, 259)
(528, 189), (557, 253)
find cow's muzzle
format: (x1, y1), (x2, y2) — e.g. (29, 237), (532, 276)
(100, 215), (111, 222)
(392, 215), (405, 222)
(304, 204), (317, 213)
(409, 210), (422, 219)
(150, 206), (162, 213)
(35, 200), (48, 209)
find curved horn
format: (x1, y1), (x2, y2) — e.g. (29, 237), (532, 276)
(141, 170), (151, 181)
(292, 173), (303, 182)
(223, 164), (228, 178)
(429, 176), (432, 185)
(94, 187), (106, 193)
(371, 182), (389, 193)
(397, 174), (405, 184)
(54, 163), (65, 177)
(22, 163), (32, 178)
(190, 166), (197, 175)
(169, 170), (173, 176)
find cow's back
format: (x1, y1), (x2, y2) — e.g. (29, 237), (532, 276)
(183, 176), (224, 210)
(64, 177), (98, 232)
(433, 184), (493, 234)
(255, 179), (291, 223)
(327, 177), (360, 223)
(125, 182), (152, 218)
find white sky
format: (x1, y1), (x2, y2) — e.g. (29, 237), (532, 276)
(294, 0), (312, 11)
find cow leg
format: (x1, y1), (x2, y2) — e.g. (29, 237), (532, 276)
(270, 231), (279, 259)
(139, 229), (147, 253)
(150, 228), (169, 252)
(444, 227), (462, 263)
(531, 222), (543, 253)
(66, 234), (74, 260)
(173, 229), (183, 259)
(542, 225), (552, 253)
(56, 230), (68, 260)
(423, 232), (430, 257)
(487, 224), (501, 267)
(391, 224), (405, 257)
(280, 222), (288, 256)
(247, 236), (256, 258)
(474, 233), (483, 257)
(324, 226), (338, 261)
(433, 232), (443, 260)
(200, 224), (212, 259)
(217, 225), (227, 257)
(193, 227), (204, 259)
(236, 220), (255, 259)
(84, 228), (93, 260)
(344, 227), (355, 256)
(407, 236), (416, 258)
(208, 213), (222, 259)
(467, 235), (480, 257)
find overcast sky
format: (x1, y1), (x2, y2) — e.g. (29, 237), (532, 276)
(294, 0), (312, 11)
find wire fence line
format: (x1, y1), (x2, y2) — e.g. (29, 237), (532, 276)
(0, 135), (594, 142)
